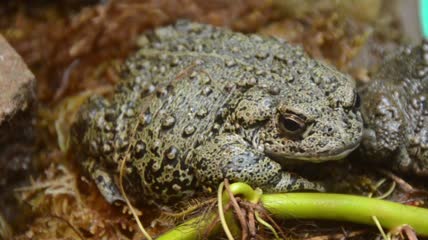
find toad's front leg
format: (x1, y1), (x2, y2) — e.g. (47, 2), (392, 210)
(81, 158), (125, 204)
(193, 134), (324, 193)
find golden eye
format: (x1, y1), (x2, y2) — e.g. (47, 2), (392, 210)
(278, 113), (306, 138)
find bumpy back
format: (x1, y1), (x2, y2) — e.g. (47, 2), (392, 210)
(359, 40), (428, 176)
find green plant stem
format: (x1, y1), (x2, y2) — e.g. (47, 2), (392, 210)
(157, 183), (428, 240)
(261, 193), (428, 236)
(218, 182), (234, 240)
(254, 211), (280, 239)
(157, 182), (261, 240)
(156, 213), (217, 240)
(222, 182), (263, 204)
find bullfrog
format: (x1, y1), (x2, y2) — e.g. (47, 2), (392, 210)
(71, 21), (363, 204)
(359, 40), (428, 176)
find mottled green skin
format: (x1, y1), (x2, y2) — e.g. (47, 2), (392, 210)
(72, 21), (362, 204)
(360, 40), (428, 176)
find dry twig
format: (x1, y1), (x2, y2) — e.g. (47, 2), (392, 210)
(224, 179), (249, 240)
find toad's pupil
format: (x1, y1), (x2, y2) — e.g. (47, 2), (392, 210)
(280, 116), (302, 132)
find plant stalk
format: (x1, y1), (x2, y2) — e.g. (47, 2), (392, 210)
(157, 183), (428, 239)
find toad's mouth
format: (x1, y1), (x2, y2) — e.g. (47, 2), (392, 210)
(264, 142), (360, 162)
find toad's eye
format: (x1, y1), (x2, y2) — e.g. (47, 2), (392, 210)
(278, 113), (306, 138)
(353, 92), (361, 109)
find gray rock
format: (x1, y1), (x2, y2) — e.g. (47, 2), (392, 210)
(0, 35), (35, 122)
(0, 34), (36, 233)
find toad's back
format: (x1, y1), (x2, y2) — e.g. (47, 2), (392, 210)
(72, 21), (362, 203)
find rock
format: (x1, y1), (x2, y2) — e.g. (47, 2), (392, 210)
(0, 34), (36, 233)
(0, 35), (35, 122)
